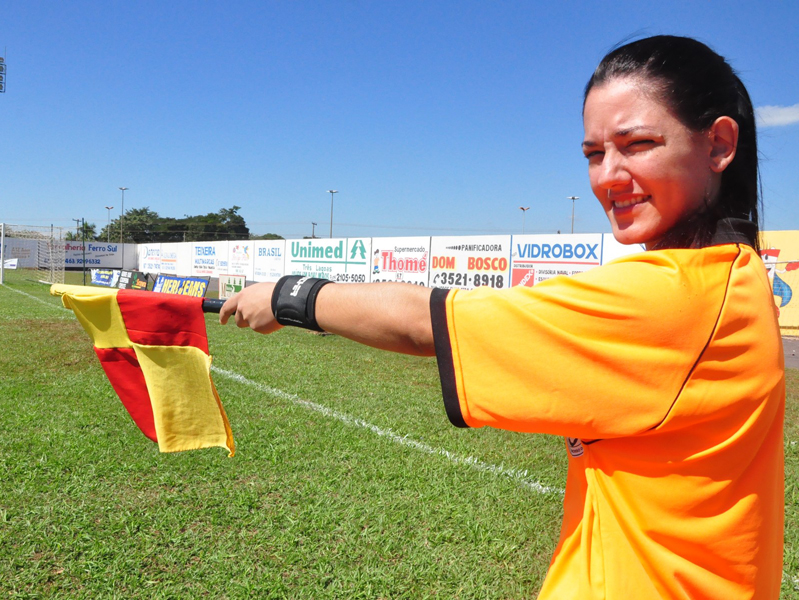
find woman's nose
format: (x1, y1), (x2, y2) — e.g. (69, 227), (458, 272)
(596, 148), (631, 190)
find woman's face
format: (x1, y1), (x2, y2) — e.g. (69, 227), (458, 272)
(582, 78), (715, 248)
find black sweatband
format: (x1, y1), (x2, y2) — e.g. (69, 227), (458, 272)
(271, 276), (333, 331)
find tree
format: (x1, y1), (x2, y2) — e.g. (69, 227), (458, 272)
(217, 206), (249, 239)
(100, 208), (170, 243)
(65, 222), (98, 241)
(97, 206), (254, 243)
(182, 206), (250, 242)
(251, 233), (284, 240)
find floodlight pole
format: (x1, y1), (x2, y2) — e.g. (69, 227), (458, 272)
(519, 206), (530, 234)
(119, 187), (128, 269)
(81, 218), (87, 285)
(0, 222), (5, 285)
(328, 190), (338, 238)
(105, 205), (114, 243)
(567, 196), (580, 234)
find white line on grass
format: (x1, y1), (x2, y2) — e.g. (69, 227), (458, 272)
(1, 284), (71, 315)
(10, 287), (797, 479)
(212, 365), (564, 496)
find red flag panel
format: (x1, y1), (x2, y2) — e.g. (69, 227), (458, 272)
(116, 290), (209, 352)
(95, 347), (157, 442)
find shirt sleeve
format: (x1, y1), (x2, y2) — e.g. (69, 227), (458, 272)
(430, 248), (739, 439)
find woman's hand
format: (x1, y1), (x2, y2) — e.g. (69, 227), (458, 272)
(219, 282), (283, 334)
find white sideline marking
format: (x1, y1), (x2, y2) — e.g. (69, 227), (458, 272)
(212, 366), (563, 496)
(1, 284), (71, 315)
(7, 285), (561, 495)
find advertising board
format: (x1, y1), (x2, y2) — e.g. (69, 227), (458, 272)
(153, 274), (209, 297)
(191, 241), (229, 277)
(90, 269), (120, 287)
(429, 235), (511, 290)
(118, 270), (149, 290)
(65, 241), (129, 268)
(284, 238), (371, 283)
(252, 240), (286, 282)
(138, 244), (161, 273)
(510, 233), (603, 287)
(228, 242), (254, 279)
(369, 237), (431, 286)
(159, 243), (192, 276)
(219, 274), (246, 298)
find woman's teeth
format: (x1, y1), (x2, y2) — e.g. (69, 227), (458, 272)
(614, 196), (649, 208)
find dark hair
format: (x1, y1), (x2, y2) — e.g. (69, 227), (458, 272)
(584, 35), (761, 251)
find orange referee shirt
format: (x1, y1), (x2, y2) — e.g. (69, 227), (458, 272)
(431, 228), (784, 599)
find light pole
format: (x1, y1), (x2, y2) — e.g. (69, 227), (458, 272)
(312, 222), (317, 239)
(104, 206), (114, 243)
(327, 190), (338, 238)
(519, 206), (530, 234)
(567, 196), (579, 234)
(119, 187), (128, 268)
(73, 218), (86, 284)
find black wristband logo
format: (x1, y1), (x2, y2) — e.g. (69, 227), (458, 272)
(272, 275), (333, 331)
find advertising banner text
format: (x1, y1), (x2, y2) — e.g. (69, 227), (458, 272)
(369, 237), (431, 286)
(429, 235), (511, 290)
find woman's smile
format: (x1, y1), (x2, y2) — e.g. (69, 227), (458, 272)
(583, 78), (718, 248)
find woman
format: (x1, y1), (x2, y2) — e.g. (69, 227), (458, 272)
(221, 36), (784, 599)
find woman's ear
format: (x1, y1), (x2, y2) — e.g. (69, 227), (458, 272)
(709, 116), (739, 173)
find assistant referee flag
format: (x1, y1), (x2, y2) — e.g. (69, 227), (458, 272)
(51, 284), (235, 456)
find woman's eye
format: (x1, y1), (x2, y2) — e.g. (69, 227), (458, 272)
(628, 139), (654, 148)
(584, 151), (603, 160)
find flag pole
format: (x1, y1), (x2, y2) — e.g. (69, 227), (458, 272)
(202, 298), (225, 313)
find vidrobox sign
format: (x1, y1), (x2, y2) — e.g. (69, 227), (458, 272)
(510, 234), (603, 287)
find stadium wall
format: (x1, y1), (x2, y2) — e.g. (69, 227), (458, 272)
(133, 231), (799, 330)
(5, 229), (799, 329)
(136, 233), (634, 288)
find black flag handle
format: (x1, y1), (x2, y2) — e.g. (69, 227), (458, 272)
(202, 298), (226, 313)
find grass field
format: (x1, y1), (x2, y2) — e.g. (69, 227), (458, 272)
(2, 269), (799, 598)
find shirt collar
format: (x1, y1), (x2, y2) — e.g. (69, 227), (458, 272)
(709, 218), (756, 248)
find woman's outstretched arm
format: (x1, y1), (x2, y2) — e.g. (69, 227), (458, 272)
(219, 281), (436, 356)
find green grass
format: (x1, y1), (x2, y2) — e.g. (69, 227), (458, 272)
(1, 269), (798, 598)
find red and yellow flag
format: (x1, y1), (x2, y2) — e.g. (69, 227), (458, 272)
(51, 284), (234, 456)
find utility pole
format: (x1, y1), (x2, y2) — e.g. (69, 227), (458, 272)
(327, 190), (338, 238)
(105, 205), (114, 243)
(81, 218), (87, 285)
(567, 196), (580, 234)
(119, 187), (128, 269)
(519, 206), (530, 234)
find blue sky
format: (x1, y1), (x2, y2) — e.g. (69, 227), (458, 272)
(1, 1), (797, 239)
